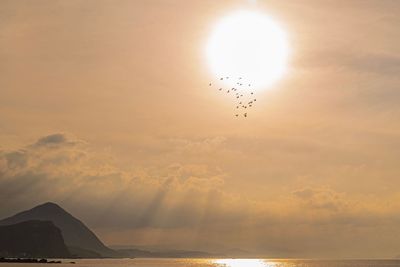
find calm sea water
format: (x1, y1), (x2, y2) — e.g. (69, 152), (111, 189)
(2, 259), (400, 267)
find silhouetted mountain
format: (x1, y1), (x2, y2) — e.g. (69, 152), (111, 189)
(115, 248), (154, 258)
(0, 220), (71, 258)
(222, 248), (252, 257)
(0, 202), (115, 258)
(115, 248), (220, 258)
(68, 246), (102, 258)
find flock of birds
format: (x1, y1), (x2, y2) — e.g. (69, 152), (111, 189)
(209, 76), (257, 118)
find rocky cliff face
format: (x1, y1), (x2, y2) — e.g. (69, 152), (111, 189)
(0, 220), (71, 258)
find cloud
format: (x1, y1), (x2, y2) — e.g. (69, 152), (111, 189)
(4, 150), (28, 170)
(32, 133), (84, 148)
(292, 187), (346, 212)
(296, 49), (400, 76)
(35, 133), (68, 146)
(2, 133), (400, 258)
(0, 133), (229, 230)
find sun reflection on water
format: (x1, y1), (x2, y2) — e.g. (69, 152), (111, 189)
(214, 259), (278, 267)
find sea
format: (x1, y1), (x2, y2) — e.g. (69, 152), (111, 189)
(2, 259), (400, 267)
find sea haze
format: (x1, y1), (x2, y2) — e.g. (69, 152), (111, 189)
(2, 259), (400, 267)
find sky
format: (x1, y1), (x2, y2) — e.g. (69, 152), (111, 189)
(1, 0), (400, 258)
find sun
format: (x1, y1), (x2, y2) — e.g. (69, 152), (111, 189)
(206, 10), (289, 91)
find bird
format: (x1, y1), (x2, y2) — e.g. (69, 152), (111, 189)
(210, 77), (257, 117)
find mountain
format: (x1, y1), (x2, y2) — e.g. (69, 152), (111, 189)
(111, 245), (222, 258)
(222, 248), (253, 258)
(0, 202), (115, 258)
(0, 220), (71, 258)
(115, 248), (219, 258)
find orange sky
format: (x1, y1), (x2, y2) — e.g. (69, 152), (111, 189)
(1, 0), (400, 258)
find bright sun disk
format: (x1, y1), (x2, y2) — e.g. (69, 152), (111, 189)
(206, 10), (289, 91)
